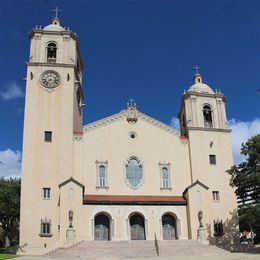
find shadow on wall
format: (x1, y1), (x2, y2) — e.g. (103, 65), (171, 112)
(207, 209), (259, 253)
(208, 209), (240, 251)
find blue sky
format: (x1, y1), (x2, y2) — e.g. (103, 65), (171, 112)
(0, 0), (260, 177)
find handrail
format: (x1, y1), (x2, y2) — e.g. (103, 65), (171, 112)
(154, 233), (159, 256)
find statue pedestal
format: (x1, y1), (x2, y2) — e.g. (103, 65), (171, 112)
(197, 228), (209, 245)
(66, 228), (76, 246)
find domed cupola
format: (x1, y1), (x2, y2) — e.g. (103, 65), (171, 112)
(43, 7), (65, 32)
(43, 18), (65, 32)
(187, 69), (214, 94)
(178, 67), (228, 136)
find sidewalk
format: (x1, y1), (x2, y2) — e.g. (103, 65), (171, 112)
(17, 252), (260, 260)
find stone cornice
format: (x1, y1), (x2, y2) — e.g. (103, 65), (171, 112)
(26, 62), (76, 68)
(183, 91), (226, 101)
(138, 111), (180, 137)
(83, 110), (187, 142)
(29, 29), (78, 41)
(178, 91), (226, 116)
(187, 126), (232, 133)
(83, 111), (126, 132)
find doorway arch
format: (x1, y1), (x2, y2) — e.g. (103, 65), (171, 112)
(129, 213), (146, 240)
(162, 213), (177, 240)
(94, 213), (111, 240)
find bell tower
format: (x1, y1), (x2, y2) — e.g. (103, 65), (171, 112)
(178, 68), (236, 239)
(178, 68), (227, 136)
(20, 10), (84, 252)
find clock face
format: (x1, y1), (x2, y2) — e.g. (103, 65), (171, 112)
(41, 70), (60, 88)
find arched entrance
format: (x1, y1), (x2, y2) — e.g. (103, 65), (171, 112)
(130, 213), (146, 240)
(162, 213), (177, 240)
(94, 213), (110, 240)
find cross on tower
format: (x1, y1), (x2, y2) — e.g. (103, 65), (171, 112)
(51, 7), (62, 19)
(129, 98), (135, 107)
(193, 65), (200, 75)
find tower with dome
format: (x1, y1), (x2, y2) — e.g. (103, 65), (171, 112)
(19, 11), (238, 255)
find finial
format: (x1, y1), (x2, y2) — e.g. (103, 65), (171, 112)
(127, 98), (136, 108)
(192, 65), (202, 84)
(52, 7), (62, 19)
(193, 65), (200, 75)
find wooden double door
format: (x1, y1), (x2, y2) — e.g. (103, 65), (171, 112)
(162, 214), (177, 240)
(130, 214), (146, 240)
(94, 213), (110, 241)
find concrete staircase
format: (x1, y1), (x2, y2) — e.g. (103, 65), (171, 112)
(46, 239), (230, 259)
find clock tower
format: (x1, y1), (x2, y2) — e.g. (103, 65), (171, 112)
(20, 11), (84, 252)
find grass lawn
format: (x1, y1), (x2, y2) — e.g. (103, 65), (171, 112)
(0, 254), (17, 260)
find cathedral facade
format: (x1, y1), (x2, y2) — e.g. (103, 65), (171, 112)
(19, 16), (237, 255)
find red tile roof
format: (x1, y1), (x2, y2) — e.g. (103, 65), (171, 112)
(83, 195), (186, 205)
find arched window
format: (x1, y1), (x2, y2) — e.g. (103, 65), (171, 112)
(162, 167), (169, 189)
(159, 163), (171, 190)
(47, 43), (57, 63)
(126, 158), (143, 188)
(203, 105), (213, 127)
(96, 161), (108, 189)
(98, 165), (106, 188)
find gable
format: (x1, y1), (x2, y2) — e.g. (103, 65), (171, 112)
(83, 109), (181, 138)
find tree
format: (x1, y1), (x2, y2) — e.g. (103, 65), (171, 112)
(0, 178), (21, 247)
(227, 134), (260, 241)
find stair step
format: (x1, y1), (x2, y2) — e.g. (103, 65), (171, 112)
(46, 240), (230, 258)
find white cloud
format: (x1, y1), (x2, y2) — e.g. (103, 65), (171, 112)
(0, 149), (21, 178)
(228, 118), (260, 164)
(170, 117), (180, 130)
(169, 116), (260, 165)
(0, 81), (24, 100)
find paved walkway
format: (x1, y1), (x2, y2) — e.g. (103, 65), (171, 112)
(17, 253), (260, 260)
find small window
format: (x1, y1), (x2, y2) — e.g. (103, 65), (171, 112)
(209, 154), (216, 165)
(47, 43), (57, 63)
(212, 191), (220, 201)
(96, 161), (108, 189)
(159, 163), (171, 190)
(129, 132), (136, 139)
(44, 131), (52, 142)
(214, 220), (224, 236)
(162, 168), (169, 189)
(98, 165), (106, 188)
(40, 219), (52, 237)
(43, 188), (51, 199)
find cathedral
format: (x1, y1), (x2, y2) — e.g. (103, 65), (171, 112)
(19, 13), (237, 255)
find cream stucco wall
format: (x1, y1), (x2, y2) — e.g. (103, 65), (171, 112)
(19, 19), (238, 256)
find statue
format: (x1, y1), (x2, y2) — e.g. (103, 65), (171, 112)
(69, 210), (73, 228)
(198, 210), (203, 228)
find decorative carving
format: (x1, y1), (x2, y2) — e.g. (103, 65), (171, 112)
(63, 36), (70, 42)
(69, 210), (73, 228)
(126, 99), (138, 123)
(33, 35), (41, 40)
(198, 210), (203, 228)
(114, 207), (124, 217)
(73, 135), (83, 141)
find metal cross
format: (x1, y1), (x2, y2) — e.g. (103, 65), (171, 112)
(52, 7), (62, 19)
(193, 65), (200, 74)
(128, 98), (135, 107)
